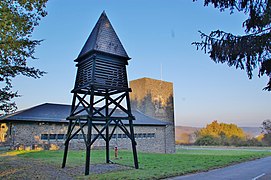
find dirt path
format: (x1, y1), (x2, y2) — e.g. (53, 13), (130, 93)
(0, 155), (129, 179)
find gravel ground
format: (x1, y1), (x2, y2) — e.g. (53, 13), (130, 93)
(0, 155), (130, 179)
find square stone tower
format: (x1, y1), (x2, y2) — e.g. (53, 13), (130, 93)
(130, 77), (175, 153)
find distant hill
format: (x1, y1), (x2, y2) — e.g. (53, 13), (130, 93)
(241, 127), (262, 138)
(175, 126), (262, 144)
(175, 126), (200, 144)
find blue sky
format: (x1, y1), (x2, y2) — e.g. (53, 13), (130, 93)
(13, 1), (270, 127)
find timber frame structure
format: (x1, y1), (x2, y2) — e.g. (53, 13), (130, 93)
(62, 87), (139, 175)
(62, 12), (139, 175)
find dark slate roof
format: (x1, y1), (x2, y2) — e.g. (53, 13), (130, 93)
(0, 103), (167, 126)
(77, 11), (129, 59)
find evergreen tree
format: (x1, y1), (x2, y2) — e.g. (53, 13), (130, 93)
(193, 0), (271, 91)
(0, 0), (48, 114)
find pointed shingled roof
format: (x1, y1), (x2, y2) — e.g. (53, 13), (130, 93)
(77, 11), (129, 59)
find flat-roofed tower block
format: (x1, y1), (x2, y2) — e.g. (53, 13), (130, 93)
(130, 77), (175, 153)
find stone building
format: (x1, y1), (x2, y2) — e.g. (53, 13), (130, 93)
(0, 78), (175, 153)
(0, 100), (174, 153)
(130, 77), (175, 153)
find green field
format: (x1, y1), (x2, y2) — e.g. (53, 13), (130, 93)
(1, 148), (271, 179)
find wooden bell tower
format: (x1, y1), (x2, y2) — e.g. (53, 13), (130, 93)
(62, 11), (138, 175)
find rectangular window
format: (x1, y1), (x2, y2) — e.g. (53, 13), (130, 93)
(79, 134), (83, 140)
(57, 134), (65, 140)
(146, 133), (155, 138)
(73, 134), (79, 139)
(41, 134), (48, 140)
(49, 134), (56, 140)
(77, 134), (84, 141)
(82, 134), (86, 140)
(143, 133), (147, 138)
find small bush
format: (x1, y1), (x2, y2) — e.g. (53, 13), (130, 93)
(194, 135), (220, 146)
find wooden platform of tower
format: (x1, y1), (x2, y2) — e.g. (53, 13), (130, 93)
(62, 11), (138, 175)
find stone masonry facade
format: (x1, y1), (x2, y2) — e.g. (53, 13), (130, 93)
(130, 77), (176, 153)
(0, 121), (167, 153)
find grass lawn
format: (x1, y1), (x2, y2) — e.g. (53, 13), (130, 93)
(1, 148), (271, 179)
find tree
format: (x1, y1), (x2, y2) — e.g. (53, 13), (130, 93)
(261, 119), (271, 145)
(195, 121), (259, 146)
(0, 0), (48, 114)
(198, 120), (246, 139)
(261, 119), (271, 134)
(193, 0), (271, 91)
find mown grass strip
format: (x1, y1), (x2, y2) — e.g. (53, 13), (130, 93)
(1, 148), (271, 179)
(87, 149), (271, 179)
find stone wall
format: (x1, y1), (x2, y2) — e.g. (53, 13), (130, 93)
(1, 121), (167, 153)
(1, 122), (68, 150)
(130, 77), (176, 153)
